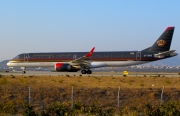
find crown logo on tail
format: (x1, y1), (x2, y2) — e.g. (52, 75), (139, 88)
(157, 40), (166, 46)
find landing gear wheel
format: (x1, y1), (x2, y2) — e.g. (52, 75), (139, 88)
(22, 71), (26, 74)
(81, 70), (87, 74)
(87, 70), (92, 74)
(21, 67), (26, 74)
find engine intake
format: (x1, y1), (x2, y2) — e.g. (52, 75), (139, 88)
(55, 63), (72, 71)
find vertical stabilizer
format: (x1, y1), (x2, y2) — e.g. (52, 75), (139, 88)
(142, 27), (175, 52)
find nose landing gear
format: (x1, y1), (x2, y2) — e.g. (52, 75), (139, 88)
(21, 67), (26, 74)
(22, 70), (26, 74)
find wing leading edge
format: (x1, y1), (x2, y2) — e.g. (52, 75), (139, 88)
(69, 47), (95, 69)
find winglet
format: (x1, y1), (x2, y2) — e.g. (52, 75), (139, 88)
(85, 47), (95, 57)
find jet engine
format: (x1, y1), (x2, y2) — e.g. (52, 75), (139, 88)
(55, 63), (72, 71)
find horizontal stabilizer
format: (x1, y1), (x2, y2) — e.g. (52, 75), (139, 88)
(154, 50), (177, 58)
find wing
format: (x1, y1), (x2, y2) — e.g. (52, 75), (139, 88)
(69, 47), (95, 69)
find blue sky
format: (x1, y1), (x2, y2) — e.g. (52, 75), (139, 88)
(0, 0), (180, 61)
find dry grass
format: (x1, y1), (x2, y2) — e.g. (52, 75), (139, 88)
(0, 75), (180, 89)
(0, 74), (180, 114)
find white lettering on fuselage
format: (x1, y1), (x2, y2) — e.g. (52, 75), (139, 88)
(144, 54), (153, 57)
(39, 62), (53, 65)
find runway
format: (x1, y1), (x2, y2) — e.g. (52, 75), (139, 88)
(0, 71), (179, 77)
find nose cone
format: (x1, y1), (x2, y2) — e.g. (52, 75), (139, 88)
(7, 61), (11, 66)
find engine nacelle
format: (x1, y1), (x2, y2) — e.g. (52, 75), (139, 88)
(55, 63), (72, 71)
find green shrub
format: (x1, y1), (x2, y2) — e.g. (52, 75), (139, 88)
(2, 101), (17, 115)
(165, 80), (171, 85)
(23, 104), (37, 116)
(0, 77), (7, 85)
(140, 82), (144, 87)
(87, 102), (103, 115)
(45, 102), (72, 116)
(59, 80), (63, 83)
(73, 102), (84, 113)
(105, 108), (115, 116)
(143, 102), (180, 116)
(12, 76), (15, 78)
(29, 75), (34, 78)
(10, 74), (15, 78)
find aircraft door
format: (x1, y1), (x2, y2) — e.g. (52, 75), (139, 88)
(136, 52), (141, 61)
(24, 53), (29, 62)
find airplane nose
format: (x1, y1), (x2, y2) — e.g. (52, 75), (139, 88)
(7, 62), (11, 66)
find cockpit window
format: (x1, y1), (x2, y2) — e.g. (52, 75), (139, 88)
(13, 55), (19, 59)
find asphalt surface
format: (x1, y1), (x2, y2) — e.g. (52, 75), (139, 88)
(0, 71), (179, 77)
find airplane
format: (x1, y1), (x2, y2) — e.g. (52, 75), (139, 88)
(7, 27), (178, 74)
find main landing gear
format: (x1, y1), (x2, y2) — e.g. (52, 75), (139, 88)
(21, 67), (26, 74)
(81, 69), (92, 74)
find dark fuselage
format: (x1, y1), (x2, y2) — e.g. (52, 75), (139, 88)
(10, 51), (163, 63)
